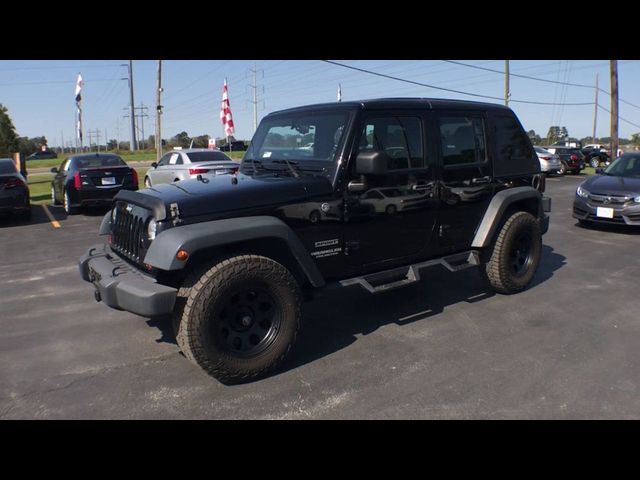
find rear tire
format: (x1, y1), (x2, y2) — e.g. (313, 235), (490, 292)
(174, 255), (302, 384)
(483, 211), (542, 294)
(558, 161), (567, 175)
(63, 189), (79, 215)
(590, 157), (600, 168)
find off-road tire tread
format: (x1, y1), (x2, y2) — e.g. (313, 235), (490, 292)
(484, 211), (541, 295)
(174, 255), (301, 383)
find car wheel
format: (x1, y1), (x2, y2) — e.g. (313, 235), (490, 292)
(144, 177), (152, 188)
(558, 161), (567, 175)
(590, 157), (600, 168)
(386, 204), (397, 215)
(51, 185), (60, 205)
(173, 255), (302, 384)
(483, 211), (542, 294)
(63, 189), (79, 215)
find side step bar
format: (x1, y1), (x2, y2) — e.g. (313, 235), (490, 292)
(339, 250), (481, 294)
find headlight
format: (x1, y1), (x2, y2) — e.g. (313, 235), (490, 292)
(634, 196), (640, 203)
(147, 219), (157, 241)
(577, 185), (589, 198)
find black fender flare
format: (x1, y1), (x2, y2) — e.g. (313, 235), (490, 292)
(143, 215), (325, 287)
(471, 186), (543, 248)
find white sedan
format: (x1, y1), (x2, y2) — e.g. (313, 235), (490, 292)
(144, 149), (238, 187)
(534, 146), (562, 174)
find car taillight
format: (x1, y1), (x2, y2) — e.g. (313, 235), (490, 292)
(74, 172), (81, 189)
(189, 168), (210, 175)
(4, 178), (25, 189)
(541, 156), (551, 160)
(131, 169), (139, 185)
(570, 154), (578, 161)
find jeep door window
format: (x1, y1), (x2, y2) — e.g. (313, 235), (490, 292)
(244, 112), (350, 179)
(359, 116), (424, 170)
(492, 113), (539, 176)
(439, 116), (486, 167)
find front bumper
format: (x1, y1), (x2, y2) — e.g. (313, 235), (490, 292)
(79, 244), (177, 317)
(572, 196), (640, 226)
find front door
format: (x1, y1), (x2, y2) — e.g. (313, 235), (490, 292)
(343, 113), (439, 269)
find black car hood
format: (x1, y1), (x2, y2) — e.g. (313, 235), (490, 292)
(582, 174), (640, 196)
(136, 172), (334, 219)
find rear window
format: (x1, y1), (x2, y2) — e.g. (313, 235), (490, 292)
(186, 151), (232, 163)
(0, 160), (17, 174)
(73, 156), (126, 169)
(491, 113), (539, 176)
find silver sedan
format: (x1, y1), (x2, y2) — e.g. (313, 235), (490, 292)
(144, 149), (238, 187)
(534, 146), (562, 174)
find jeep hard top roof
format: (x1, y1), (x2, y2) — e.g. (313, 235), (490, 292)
(268, 98), (511, 116)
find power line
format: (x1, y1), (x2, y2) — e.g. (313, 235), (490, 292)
(322, 60), (594, 106)
(445, 59), (640, 111)
(443, 60), (596, 89)
(597, 104), (640, 129)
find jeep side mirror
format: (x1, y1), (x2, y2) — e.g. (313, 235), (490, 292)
(595, 167), (604, 174)
(151, 162), (158, 168)
(50, 167), (58, 173)
(355, 151), (389, 176)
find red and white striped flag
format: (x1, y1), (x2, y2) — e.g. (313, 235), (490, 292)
(220, 78), (235, 137)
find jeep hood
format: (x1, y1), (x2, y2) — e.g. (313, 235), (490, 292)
(131, 173), (334, 219)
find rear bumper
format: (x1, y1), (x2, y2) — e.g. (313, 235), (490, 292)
(74, 185), (138, 206)
(79, 244), (177, 317)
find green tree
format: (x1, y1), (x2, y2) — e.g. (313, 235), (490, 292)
(527, 130), (542, 145)
(631, 133), (640, 146)
(192, 135), (210, 148)
(0, 103), (19, 156)
(169, 131), (191, 148)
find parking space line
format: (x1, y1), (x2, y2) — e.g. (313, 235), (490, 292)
(41, 205), (61, 229)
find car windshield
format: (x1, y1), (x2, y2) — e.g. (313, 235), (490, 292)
(186, 151), (232, 163)
(73, 156), (126, 169)
(603, 156), (640, 178)
(243, 111), (351, 179)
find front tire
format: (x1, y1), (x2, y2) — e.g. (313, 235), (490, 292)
(144, 177), (152, 188)
(174, 255), (302, 384)
(483, 211), (542, 294)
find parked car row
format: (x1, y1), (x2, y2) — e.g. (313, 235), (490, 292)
(534, 146), (585, 175)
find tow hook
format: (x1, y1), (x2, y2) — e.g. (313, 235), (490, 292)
(94, 290), (102, 302)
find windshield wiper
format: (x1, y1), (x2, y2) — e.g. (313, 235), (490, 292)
(271, 159), (300, 178)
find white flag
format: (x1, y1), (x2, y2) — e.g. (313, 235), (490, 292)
(75, 73), (84, 103)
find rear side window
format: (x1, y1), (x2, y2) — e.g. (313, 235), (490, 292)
(0, 161), (17, 174)
(187, 151), (232, 163)
(492, 113), (539, 176)
(439, 115), (486, 167)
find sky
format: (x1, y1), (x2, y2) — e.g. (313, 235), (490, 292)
(1, 59), (639, 148)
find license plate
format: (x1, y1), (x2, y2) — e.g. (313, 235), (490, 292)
(102, 177), (116, 185)
(596, 207), (614, 218)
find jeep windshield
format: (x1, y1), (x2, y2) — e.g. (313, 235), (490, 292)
(243, 111), (350, 180)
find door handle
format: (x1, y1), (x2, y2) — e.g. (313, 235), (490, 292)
(471, 176), (492, 185)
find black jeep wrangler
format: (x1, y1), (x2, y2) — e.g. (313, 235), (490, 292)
(79, 98), (551, 383)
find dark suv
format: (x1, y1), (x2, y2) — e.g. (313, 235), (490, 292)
(79, 98), (551, 383)
(545, 146), (585, 174)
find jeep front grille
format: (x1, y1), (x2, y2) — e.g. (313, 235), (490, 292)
(111, 207), (146, 262)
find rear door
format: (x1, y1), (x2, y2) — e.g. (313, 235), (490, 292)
(433, 110), (494, 253)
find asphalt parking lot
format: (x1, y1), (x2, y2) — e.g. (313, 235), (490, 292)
(1, 174), (639, 419)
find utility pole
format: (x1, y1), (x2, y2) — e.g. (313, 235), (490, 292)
(504, 60), (510, 107)
(156, 60), (163, 161)
(610, 60), (619, 157)
(247, 64), (264, 134)
(592, 73), (599, 143)
(115, 117), (120, 150)
(127, 60), (137, 151)
(105, 128), (108, 151)
(135, 103), (149, 149)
